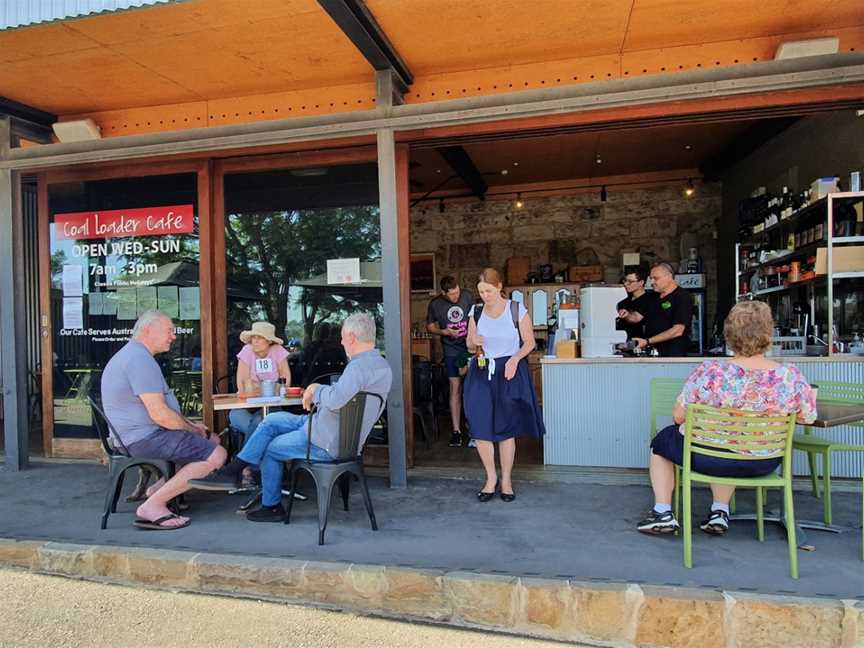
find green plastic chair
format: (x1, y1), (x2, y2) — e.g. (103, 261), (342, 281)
(650, 378), (685, 515)
(681, 405), (798, 578)
(792, 380), (864, 525)
(649, 378), (736, 517)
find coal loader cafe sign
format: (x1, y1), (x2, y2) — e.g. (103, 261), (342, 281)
(55, 205), (194, 240)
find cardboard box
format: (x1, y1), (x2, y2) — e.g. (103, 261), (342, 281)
(506, 256), (530, 285)
(555, 340), (578, 358)
(815, 246), (864, 275)
(568, 265), (603, 282)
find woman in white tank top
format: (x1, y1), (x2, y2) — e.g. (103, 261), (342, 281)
(464, 268), (545, 502)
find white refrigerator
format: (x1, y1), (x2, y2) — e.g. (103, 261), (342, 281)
(580, 286), (627, 357)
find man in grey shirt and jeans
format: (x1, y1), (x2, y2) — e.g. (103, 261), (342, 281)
(102, 310), (226, 530)
(190, 312), (392, 523)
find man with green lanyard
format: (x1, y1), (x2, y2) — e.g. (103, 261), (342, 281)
(633, 262), (694, 357)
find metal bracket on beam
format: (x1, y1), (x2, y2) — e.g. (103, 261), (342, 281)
(376, 70), (407, 108)
(435, 146), (487, 200)
(0, 96), (56, 127)
(319, 0), (413, 90)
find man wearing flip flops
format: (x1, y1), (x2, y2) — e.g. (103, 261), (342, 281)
(102, 310), (227, 530)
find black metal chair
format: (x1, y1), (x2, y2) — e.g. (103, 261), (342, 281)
(89, 397), (176, 530)
(412, 361), (437, 448)
(284, 391), (385, 545)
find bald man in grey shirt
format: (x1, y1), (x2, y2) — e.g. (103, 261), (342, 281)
(102, 311), (226, 530)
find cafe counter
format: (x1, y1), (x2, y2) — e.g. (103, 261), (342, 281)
(540, 355), (864, 476)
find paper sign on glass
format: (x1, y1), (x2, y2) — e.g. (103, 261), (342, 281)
(157, 286), (179, 318)
(136, 286), (158, 315)
(102, 291), (118, 316)
(88, 292), (104, 316)
(117, 288), (137, 320)
(179, 287), (200, 320)
(63, 297), (84, 330)
(62, 264), (84, 297)
(326, 258), (361, 285)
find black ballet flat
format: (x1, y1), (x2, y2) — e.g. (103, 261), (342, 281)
(500, 491), (516, 502)
(477, 481), (498, 502)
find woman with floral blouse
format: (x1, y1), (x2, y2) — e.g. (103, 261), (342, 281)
(638, 300), (817, 536)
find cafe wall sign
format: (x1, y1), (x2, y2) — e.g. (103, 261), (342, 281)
(55, 204), (194, 240)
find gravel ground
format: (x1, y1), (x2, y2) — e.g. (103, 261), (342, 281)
(0, 569), (581, 648)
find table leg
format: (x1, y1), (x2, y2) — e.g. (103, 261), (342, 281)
(730, 510), (847, 550)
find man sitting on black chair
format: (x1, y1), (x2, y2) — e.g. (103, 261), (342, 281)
(190, 312), (392, 522)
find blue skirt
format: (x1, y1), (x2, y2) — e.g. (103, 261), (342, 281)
(464, 355), (545, 442)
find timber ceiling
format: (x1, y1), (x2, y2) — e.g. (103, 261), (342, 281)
(408, 120), (754, 195)
(0, 0), (861, 137)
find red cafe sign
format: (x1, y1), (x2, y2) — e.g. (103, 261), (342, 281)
(54, 205), (194, 240)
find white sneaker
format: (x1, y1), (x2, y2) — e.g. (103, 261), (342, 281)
(466, 439), (477, 448)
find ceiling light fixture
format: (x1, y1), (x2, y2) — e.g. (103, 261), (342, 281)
(501, 169), (509, 175)
(595, 154), (602, 165)
(513, 161), (519, 166)
(289, 167), (328, 177)
(52, 118), (101, 143)
(515, 193), (524, 209)
(600, 185), (608, 202)
(684, 178), (695, 198)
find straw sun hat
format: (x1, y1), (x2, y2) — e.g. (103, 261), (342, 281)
(239, 321), (283, 345)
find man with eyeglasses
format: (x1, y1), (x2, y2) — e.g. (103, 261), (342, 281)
(633, 262), (694, 357)
(616, 267), (656, 341)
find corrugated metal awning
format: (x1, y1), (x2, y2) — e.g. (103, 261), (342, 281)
(1, 0), (177, 31)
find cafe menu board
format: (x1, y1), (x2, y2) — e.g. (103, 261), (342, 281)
(52, 204), (201, 339)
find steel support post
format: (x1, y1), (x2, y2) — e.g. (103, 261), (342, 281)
(377, 127), (408, 487)
(0, 118), (28, 469)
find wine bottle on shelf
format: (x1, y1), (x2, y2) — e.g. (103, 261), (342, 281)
(780, 186), (792, 220)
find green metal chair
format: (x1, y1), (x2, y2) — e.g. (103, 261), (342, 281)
(792, 380), (864, 525)
(681, 405), (798, 578)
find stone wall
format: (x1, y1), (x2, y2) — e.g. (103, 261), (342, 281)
(410, 183), (723, 333)
(4, 540), (861, 648)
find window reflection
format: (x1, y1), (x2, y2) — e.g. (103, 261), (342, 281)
(224, 163), (382, 386)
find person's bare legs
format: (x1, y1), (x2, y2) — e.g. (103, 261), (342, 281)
(136, 443), (227, 527)
(145, 477), (165, 497)
(499, 438), (516, 495)
(649, 451), (675, 507)
(475, 440), (497, 492)
(448, 377), (462, 433)
(709, 483), (735, 505)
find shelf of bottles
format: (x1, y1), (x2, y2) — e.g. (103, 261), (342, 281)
(734, 190), (864, 355)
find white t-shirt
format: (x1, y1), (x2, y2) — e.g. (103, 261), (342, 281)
(469, 300), (528, 359)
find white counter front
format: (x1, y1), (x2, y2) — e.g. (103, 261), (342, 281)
(541, 356), (864, 477)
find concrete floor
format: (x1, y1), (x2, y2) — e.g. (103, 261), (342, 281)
(0, 461), (861, 599)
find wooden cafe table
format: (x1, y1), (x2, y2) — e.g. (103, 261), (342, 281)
(211, 394), (303, 416)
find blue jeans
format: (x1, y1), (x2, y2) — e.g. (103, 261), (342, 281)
(237, 412), (333, 507)
(228, 408), (263, 439)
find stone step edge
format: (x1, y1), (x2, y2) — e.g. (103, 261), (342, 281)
(0, 538), (860, 648)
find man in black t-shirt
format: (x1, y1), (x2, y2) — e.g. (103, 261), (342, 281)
(634, 262), (694, 357)
(616, 267), (657, 341)
(426, 276), (475, 447)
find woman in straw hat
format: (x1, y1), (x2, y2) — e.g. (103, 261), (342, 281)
(229, 321), (292, 443)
